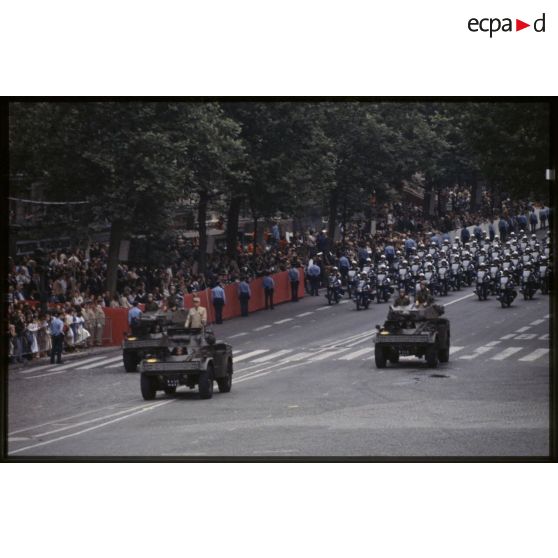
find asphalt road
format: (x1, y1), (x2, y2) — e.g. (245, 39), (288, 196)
(7, 281), (550, 458)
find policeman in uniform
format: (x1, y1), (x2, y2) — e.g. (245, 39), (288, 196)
(128, 301), (143, 335)
(49, 310), (65, 364)
(263, 270), (275, 310)
(307, 261), (321, 296)
(288, 263), (300, 302)
(211, 281), (226, 324)
(238, 277), (251, 317)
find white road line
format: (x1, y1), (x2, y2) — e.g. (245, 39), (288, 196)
(485, 341), (501, 347)
(234, 361), (306, 384)
(250, 349), (293, 364)
(44, 355), (110, 372)
(77, 355), (123, 369)
(8, 400), (174, 455)
(539, 334), (549, 341)
(518, 349), (549, 362)
(18, 362), (63, 374)
(500, 334), (517, 340)
(345, 333), (376, 348)
(443, 293), (475, 306)
(316, 306), (333, 311)
(490, 347), (523, 361)
(515, 326), (531, 333)
(35, 403), (163, 437)
(449, 346), (465, 355)
(232, 350), (242, 355)
(339, 300), (349, 304)
(530, 319), (545, 326)
(459, 346), (495, 360)
(282, 352), (313, 362)
(253, 325), (272, 331)
(544, 314), (550, 319)
(234, 349), (268, 362)
(26, 370), (74, 379)
(273, 319), (293, 325)
(338, 347), (374, 360)
(229, 332), (248, 338)
(107, 362), (124, 369)
(514, 334), (537, 340)
(308, 348), (350, 362)
(296, 312), (314, 317)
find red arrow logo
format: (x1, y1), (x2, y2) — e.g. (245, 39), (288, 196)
(516, 19), (530, 31)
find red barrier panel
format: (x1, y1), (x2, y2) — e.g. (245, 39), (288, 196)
(102, 307), (130, 346)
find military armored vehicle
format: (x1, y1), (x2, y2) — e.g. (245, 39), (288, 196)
(121, 308), (188, 372)
(374, 304), (450, 368)
(139, 327), (233, 400)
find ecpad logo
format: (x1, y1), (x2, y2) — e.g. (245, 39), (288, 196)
(468, 13), (546, 37)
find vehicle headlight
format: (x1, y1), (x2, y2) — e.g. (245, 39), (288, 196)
(127, 336), (137, 341)
(146, 358), (159, 363)
(380, 331), (390, 335)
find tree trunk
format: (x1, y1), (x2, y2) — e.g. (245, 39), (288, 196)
(106, 219), (124, 296)
(226, 195), (242, 260)
(198, 189), (208, 275)
(327, 187), (338, 244)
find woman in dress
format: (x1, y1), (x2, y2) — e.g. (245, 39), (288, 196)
(26, 313), (40, 359)
(37, 312), (52, 358)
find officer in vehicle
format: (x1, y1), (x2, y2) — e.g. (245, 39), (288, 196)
(393, 288), (411, 307)
(415, 281), (434, 307)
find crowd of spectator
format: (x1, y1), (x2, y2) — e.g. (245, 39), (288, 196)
(7, 188), (549, 364)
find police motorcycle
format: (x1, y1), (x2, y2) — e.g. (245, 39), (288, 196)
(375, 264), (393, 303)
(520, 263), (538, 301)
(353, 272), (372, 310)
(496, 269), (517, 308)
(488, 257), (501, 296)
(537, 256), (550, 295)
(449, 255), (463, 291)
(397, 260), (415, 296)
(510, 251), (522, 284)
(345, 260), (359, 299)
(325, 268), (344, 305)
(423, 262), (439, 296)
(529, 234), (538, 249)
(461, 252), (476, 286)
(436, 258), (450, 296)
(475, 263), (491, 301)
(416, 243), (426, 260)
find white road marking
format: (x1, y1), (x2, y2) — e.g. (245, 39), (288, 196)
(345, 334), (376, 348)
(273, 319), (293, 325)
(515, 326), (531, 333)
(500, 333), (517, 340)
(253, 325), (272, 331)
(282, 352), (313, 362)
(296, 312), (314, 317)
(339, 300), (349, 304)
(485, 341), (501, 347)
(539, 334), (549, 341)
(77, 355), (123, 369)
(44, 355), (110, 372)
(490, 347), (523, 361)
(443, 293), (475, 306)
(8, 400), (174, 455)
(338, 347), (374, 360)
(316, 306), (333, 311)
(544, 314), (550, 319)
(19, 362), (63, 374)
(232, 350), (242, 355)
(107, 362), (124, 369)
(308, 348), (350, 362)
(459, 346), (495, 360)
(234, 349), (268, 362)
(250, 350), (293, 364)
(529, 319), (545, 326)
(26, 369), (75, 379)
(229, 332), (248, 338)
(449, 346), (465, 355)
(518, 349), (549, 362)
(514, 334), (537, 340)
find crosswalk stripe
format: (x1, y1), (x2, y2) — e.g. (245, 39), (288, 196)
(250, 350), (293, 364)
(19, 363), (62, 374)
(500, 334), (516, 340)
(77, 355), (123, 369)
(234, 350), (268, 362)
(515, 326), (531, 333)
(529, 319), (545, 326)
(42, 355), (110, 372)
(449, 346), (465, 355)
(459, 346), (494, 360)
(107, 362), (124, 369)
(485, 341), (501, 347)
(539, 334), (549, 341)
(518, 349), (549, 362)
(308, 348), (350, 362)
(338, 348), (374, 360)
(514, 334), (537, 340)
(282, 352), (313, 362)
(490, 347), (523, 361)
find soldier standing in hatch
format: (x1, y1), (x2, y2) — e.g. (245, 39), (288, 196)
(184, 296), (207, 329)
(415, 281), (434, 308)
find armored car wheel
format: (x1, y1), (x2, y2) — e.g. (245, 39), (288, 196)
(123, 351), (138, 372)
(374, 346), (387, 368)
(426, 344), (439, 368)
(388, 350), (399, 364)
(164, 387), (177, 395)
(198, 363), (214, 399)
(217, 359), (233, 393)
(140, 374), (157, 400)
(438, 338), (450, 363)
